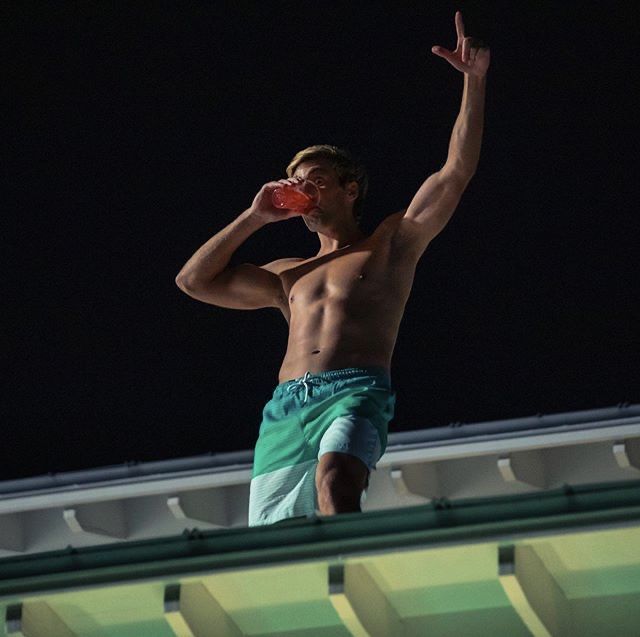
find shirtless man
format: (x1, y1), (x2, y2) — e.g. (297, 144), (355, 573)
(176, 12), (490, 525)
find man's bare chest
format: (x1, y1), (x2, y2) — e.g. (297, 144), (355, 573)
(280, 245), (391, 306)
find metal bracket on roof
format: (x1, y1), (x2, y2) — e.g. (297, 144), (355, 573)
(613, 439), (640, 471)
(62, 500), (128, 539)
(497, 450), (546, 489)
(166, 489), (231, 527)
(328, 562), (401, 637)
(390, 462), (440, 500)
(5, 602), (76, 637)
(164, 583), (243, 637)
(498, 544), (569, 637)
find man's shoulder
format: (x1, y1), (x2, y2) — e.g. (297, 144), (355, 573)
(261, 257), (306, 275)
(372, 209), (407, 237)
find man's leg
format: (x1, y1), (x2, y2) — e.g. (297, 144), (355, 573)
(315, 452), (369, 515)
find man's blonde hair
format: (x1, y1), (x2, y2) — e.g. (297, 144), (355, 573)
(286, 145), (368, 224)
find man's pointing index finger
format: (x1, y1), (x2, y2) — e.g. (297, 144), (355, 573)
(455, 10), (465, 41)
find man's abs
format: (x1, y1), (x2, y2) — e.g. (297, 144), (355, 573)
(275, 235), (415, 383)
(278, 307), (397, 382)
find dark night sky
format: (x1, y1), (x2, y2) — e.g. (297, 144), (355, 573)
(5, 2), (639, 480)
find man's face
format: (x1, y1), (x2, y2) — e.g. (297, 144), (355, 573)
(292, 159), (357, 232)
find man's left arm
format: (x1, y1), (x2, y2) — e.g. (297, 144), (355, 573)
(399, 11), (490, 254)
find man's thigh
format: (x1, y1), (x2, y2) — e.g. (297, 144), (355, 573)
(315, 451), (369, 494)
(316, 414), (381, 489)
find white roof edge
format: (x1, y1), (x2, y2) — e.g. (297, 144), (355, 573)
(2, 403), (638, 502)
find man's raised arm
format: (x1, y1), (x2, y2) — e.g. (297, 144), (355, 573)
(399, 11), (490, 254)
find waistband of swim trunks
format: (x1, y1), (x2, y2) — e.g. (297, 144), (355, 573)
(275, 366), (391, 390)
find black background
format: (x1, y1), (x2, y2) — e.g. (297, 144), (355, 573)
(5, 1), (639, 480)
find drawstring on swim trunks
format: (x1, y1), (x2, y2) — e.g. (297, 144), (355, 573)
(286, 371), (321, 404)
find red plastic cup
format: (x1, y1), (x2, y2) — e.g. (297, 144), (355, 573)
(272, 180), (319, 212)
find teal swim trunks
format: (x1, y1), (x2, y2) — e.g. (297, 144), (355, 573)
(248, 367), (396, 526)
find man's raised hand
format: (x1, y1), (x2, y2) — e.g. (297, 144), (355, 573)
(431, 11), (490, 78)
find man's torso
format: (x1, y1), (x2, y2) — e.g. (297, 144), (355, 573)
(270, 210), (424, 382)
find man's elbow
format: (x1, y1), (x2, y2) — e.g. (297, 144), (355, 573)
(175, 274), (193, 292)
